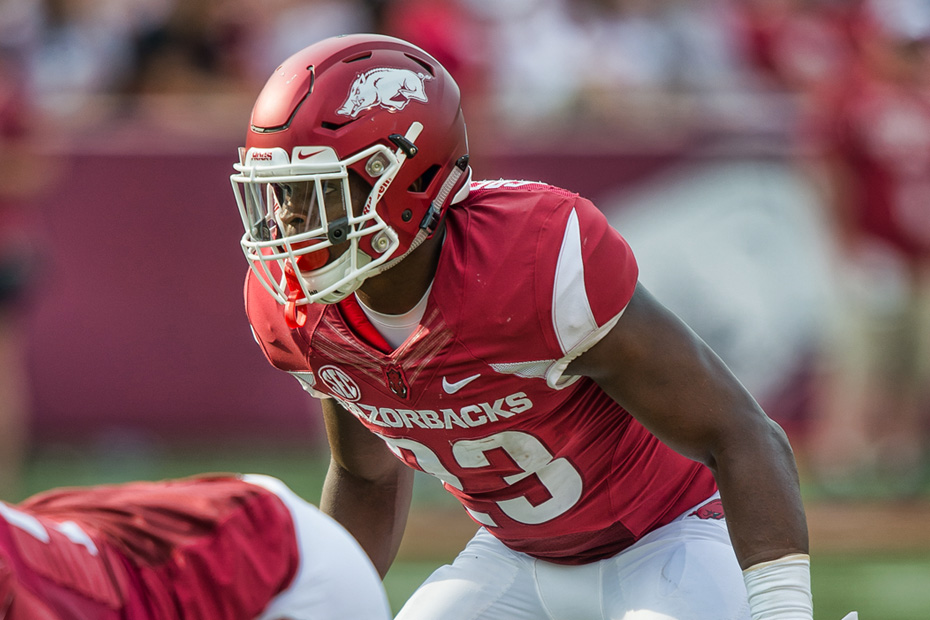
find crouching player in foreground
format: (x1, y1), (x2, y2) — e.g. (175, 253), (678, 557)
(0, 473), (391, 619)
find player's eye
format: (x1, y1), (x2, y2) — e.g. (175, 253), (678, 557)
(272, 183), (292, 204)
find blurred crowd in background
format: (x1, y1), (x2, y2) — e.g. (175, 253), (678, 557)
(0, 0), (892, 142)
(2, 0), (930, 501)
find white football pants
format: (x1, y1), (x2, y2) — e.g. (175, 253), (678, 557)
(395, 496), (750, 620)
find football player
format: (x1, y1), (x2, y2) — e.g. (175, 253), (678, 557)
(0, 473), (391, 619)
(232, 33), (833, 620)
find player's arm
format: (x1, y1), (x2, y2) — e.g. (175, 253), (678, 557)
(319, 398), (415, 578)
(566, 282), (811, 618)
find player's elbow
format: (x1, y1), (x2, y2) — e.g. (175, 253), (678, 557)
(328, 452), (411, 489)
(704, 412), (795, 475)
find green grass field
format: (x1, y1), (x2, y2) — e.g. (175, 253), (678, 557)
(18, 441), (930, 619)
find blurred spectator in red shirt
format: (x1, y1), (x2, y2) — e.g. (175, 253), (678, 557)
(381, 0), (487, 93)
(733, 0), (861, 97)
(800, 0), (930, 495)
(380, 0), (492, 146)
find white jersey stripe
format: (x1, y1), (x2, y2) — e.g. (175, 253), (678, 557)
(552, 208), (598, 355)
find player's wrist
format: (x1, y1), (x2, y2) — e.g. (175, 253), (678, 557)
(742, 553), (813, 620)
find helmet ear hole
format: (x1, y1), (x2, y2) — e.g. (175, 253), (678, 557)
(409, 164), (440, 193)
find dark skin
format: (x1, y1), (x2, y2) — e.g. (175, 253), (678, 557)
(321, 396), (415, 575)
(320, 205), (808, 578)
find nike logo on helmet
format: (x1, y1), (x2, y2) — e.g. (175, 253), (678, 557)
(442, 374), (481, 394)
(296, 149), (325, 160)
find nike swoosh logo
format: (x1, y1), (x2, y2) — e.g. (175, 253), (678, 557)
(296, 149), (325, 160)
(442, 374), (481, 394)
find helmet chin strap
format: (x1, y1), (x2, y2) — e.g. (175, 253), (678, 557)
(283, 262), (309, 328)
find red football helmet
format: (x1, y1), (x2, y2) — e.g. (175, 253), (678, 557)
(231, 34), (470, 320)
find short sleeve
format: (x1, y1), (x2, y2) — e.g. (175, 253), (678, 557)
(541, 196), (638, 388)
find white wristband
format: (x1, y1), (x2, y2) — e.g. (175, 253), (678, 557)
(742, 554), (813, 620)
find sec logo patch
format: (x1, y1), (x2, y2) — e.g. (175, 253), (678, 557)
(318, 365), (361, 402)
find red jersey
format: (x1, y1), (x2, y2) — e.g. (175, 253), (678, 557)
(0, 476), (299, 619)
(246, 181), (717, 565)
(805, 70), (930, 260)
(733, 0), (858, 93)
